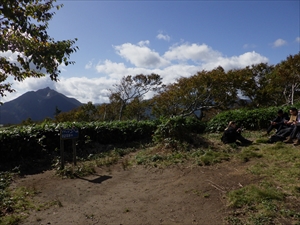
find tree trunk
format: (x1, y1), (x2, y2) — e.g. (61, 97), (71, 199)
(103, 104), (107, 120)
(291, 84), (294, 105)
(118, 102), (126, 121)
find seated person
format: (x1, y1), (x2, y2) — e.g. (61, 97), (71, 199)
(266, 109), (289, 135)
(284, 109), (300, 143)
(275, 107), (298, 139)
(221, 121), (252, 145)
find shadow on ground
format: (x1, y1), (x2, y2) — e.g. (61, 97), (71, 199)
(75, 174), (112, 184)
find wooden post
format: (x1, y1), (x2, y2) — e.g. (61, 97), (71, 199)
(60, 128), (79, 169)
(60, 138), (65, 170)
(72, 139), (77, 166)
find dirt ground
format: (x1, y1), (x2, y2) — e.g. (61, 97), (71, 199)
(9, 159), (258, 225)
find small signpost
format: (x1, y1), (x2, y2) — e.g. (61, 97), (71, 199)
(60, 128), (79, 169)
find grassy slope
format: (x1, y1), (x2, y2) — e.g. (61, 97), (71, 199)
(1, 130), (300, 225)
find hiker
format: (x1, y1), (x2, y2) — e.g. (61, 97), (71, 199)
(266, 109), (289, 135)
(221, 121), (252, 145)
(268, 108), (299, 143)
(276, 107), (298, 138)
(283, 109), (300, 144)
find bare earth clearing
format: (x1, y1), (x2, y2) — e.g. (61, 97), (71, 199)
(11, 159), (257, 225)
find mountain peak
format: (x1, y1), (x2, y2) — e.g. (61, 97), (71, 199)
(36, 87), (57, 98)
(0, 88), (82, 124)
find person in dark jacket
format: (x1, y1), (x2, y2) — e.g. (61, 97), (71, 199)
(268, 108), (299, 143)
(221, 121), (252, 145)
(266, 109), (289, 135)
(283, 109), (300, 144)
(275, 107), (298, 138)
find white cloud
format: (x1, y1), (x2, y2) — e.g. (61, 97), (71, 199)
(156, 33), (170, 41)
(85, 60), (93, 69)
(164, 43), (222, 62)
(95, 60), (164, 82)
(95, 60), (134, 79)
(114, 42), (170, 68)
(156, 64), (201, 84)
(272, 38), (287, 47)
(1, 76), (56, 102)
(0, 50), (34, 72)
(243, 43), (257, 49)
(58, 63), (67, 72)
(163, 43), (267, 71)
(202, 51), (268, 71)
(0, 50), (50, 74)
(296, 37), (300, 43)
(138, 40), (150, 46)
(1, 75), (115, 104)
(0, 50), (19, 63)
(2, 41), (269, 104)
(55, 77), (114, 103)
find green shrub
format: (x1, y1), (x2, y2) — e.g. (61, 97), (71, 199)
(152, 116), (206, 145)
(0, 120), (157, 171)
(206, 103), (300, 132)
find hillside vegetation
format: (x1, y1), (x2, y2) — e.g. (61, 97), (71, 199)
(1, 105), (300, 224)
(1, 130), (300, 225)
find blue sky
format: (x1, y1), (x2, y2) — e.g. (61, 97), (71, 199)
(2, 0), (299, 103)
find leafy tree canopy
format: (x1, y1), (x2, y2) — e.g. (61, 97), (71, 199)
(0, 0), (78, 97)
(109, 73), (164, 120)
(152, 66), (239, 118)
(273, 53), (300, 105)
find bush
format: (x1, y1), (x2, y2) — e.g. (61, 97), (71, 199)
(0, 120), (157, 171)
(206, 103), (300, 132)
(0, 118), (206, 170)
(152, 116), (206, 145)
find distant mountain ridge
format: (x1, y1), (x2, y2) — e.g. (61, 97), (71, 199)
(0, 87), (82, 124)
